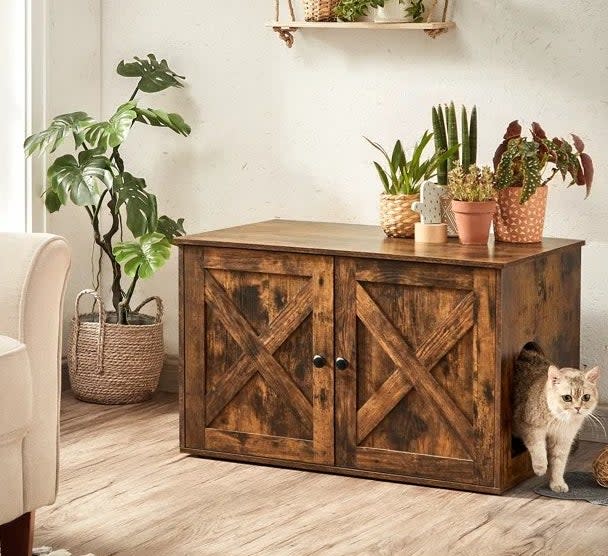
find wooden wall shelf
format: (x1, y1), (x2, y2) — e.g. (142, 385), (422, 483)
(267, 21), (455, 30)
(267, 21), (455, 46)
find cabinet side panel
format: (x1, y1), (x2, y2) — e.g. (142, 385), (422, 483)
(499, 246), (582, 489)
(182, 246), (206, 449)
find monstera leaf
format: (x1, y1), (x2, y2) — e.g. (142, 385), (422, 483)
(24, 111), (94, 156)
(113, 172), (158, 237)
(117, 54), (185, 93)
(156, 215), (186, 241)
(134, 107), (191, 136)
(85, 102), (137, 150)
(113, 232), (171, 278)
(46, 151), (113, 207)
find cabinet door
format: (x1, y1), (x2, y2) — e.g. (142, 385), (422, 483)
(335, 257), (496, 486)
(183, 247), (334, 465)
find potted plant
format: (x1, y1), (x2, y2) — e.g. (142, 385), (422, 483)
(334, 0), (384, 21)
(448, 163), (496, 245)
(432, 102), (478, 236)
(493, 121), (594, 243)
(365, 131), (457, 238)
(374, 0), (425, 22)
(24, 54), (191, 404)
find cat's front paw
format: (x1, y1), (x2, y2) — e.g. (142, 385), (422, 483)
(550, 480), (569, 493)
(532, 461), (547, 476)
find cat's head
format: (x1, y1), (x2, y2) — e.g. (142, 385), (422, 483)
(546, 365), (600, 420)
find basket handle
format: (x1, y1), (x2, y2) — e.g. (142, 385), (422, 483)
(71, 289), (106, 376)
(132, 296), (164, 323)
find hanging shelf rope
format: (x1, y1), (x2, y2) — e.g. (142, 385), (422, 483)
(272, 0), (452, 46)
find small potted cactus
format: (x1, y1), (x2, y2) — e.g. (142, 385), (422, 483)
(365, 131), (457, 238)
(448, 163), (496, 245)
(432, 102), (478, 236)
(493, 121), (594, 243)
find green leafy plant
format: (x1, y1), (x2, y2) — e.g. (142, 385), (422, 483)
(24, 54), (191, 324)
(365, 131), (458, 195)
(448, 163), (495, 202)
(405, 0), (425, 22)
(334, 0), (386, 21)
(432, 102), (477, 185)
(493, 121), (594, 203)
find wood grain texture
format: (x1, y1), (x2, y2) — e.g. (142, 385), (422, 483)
(174, 219), (584, 269)
(35, 393), (608, 556)
(498, 248), (583, 490)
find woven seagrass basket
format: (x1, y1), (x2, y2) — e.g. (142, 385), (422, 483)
(380, 193), (421, 238)
(67, 289), (165, 405)
(303, 0), (339, 21)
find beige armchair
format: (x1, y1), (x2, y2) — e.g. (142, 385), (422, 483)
(0, 234), (70, 555)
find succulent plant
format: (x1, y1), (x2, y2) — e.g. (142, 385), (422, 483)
(432, 102), (477, 185)
(448, 163), (495, 202)
(493, 121), (594, 203)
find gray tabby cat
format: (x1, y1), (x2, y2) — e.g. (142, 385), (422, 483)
(513, 348), (600, 493)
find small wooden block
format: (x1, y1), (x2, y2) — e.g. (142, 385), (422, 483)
(415, 223), (448, 244)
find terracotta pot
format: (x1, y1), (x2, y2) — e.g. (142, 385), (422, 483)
(451, 200), (496, 245)
(494, 186), (548, 243)
(380, 193), (420, 238)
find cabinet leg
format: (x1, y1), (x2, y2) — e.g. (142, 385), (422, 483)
(0, 511), (35, 556)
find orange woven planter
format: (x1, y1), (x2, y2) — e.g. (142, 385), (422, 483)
(494, 186), (548, 243)
(380, 193), (420, 238)
(303, 0), (339, 21)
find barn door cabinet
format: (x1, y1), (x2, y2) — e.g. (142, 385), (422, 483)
(175, 220), (583, 494)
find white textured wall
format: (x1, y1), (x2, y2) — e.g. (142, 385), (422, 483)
(48, 1), (608, 399)
(46, 0), (101, 337)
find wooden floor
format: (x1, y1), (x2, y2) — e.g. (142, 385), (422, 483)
(36, 393), (607, 556)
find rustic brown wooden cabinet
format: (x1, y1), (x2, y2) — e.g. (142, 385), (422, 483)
(176, 220), (583, 494)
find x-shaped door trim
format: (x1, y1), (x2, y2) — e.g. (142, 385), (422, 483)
(204, 271), (314, 425)
(355, 284), (476, 458)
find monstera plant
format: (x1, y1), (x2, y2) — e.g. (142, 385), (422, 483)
(24, 54), (190, 325)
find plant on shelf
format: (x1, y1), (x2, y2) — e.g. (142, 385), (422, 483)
(334, 0), (385, 21)
(492, 120), (594, 243)
(405, 0), (425, 22)
(365, 131), (457, 238)
(448, 163), (496, 246)
(24, 53), (191, 404)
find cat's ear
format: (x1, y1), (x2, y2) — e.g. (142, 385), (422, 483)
(585, 366), (600, 384)
(548, 365), (561, 385)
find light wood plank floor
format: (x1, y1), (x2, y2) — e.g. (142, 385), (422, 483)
(36, 393), (607, 556)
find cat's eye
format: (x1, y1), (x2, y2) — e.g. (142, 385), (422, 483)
(562, 395), (573, 402)
(582, 394), (591, 402)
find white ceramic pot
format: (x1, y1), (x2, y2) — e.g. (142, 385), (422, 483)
(375, 0), (409, 22)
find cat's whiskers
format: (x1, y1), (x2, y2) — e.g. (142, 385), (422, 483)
(587, 412), (607, 438)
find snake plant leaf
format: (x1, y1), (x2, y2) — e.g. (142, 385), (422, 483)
(113, 172), (158, 237)
(133, 107), (191, 136)
(156, 215), (186, 242)
(117, 54), (185, 93)
(113, 232), (171, 279)
(46, 152), (112, 207)
(84, 102), (137, 150)
(24, 111), (94, 157)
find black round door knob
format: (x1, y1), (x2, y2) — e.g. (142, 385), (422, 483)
(312, 355), (326, 368)
(335, 357), (349, 371)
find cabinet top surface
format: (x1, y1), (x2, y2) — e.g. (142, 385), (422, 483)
(175, 220), (584, 268)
